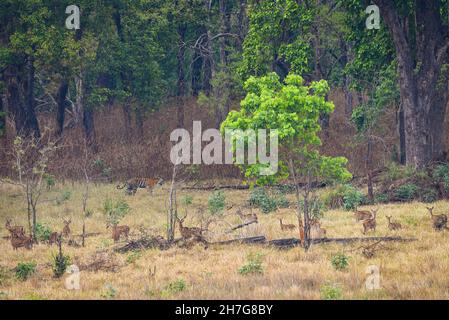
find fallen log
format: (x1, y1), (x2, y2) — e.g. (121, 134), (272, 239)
(114, 236), (170, 253)
(182, 182), (326, 191)
(211, 236), (266, 245)
(270, 236), (417, 248)
(225, 219), (258, 234)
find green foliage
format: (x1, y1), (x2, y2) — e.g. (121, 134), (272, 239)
(421, 189), (438, 203)
(55, 190), (71, 205)
(221, 72), (351, 186)
(320, 283), (343, 300)
(331, 253), (349, 271)
(166, 279), (187, 293)
(101, 284), (118, 299)
(404, 216), (418, 227)
(374, 193), (389, 204)
(238, 252), (264, 276)
(342, 185), (366, 211)
(44, 174), (55, 189)
(248, 188), (289, 214)
(35, 222), (52, 242)
(126, 251), (142, 265)
(52, 252), (71, 279)
(103, 199), (130, 226)
(181, 195), (193, 206)
(381, 163), (416, 184)
(394, 184), (418, 202)
(15, 262), (36, 281)
(433, 164), (449, 192)
(208, 191), (226, 215)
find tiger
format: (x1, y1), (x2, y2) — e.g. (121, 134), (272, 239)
(116, 178), (164, 196)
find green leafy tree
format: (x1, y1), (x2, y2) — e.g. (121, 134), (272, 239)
(221, 73), (351, 250)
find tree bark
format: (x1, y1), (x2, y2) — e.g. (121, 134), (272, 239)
(177, 24), (187, 128)
(375, 0), (449, 168)
(56, 79), (69, 136)
(397, 102), (406, 164)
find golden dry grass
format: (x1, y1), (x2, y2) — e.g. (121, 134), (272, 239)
(1, 182), (449, 300)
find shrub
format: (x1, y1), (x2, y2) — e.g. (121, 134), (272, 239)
(320, 283), (342, 300)
(44, 174), (55, 189)
(276, 184), (296, 194)
(374, 193), (389, 204)
(342, 185), (366, 211)
(404, 216), (418, 227)
(208, 191), (226, 215)
(432, 163), (449, 192)
(56, 190), (71, 205)
(101, 284), (118, 299)
(35, 223), (53, 242)
(52, 250), (71, 278)
(238, 253), (264, 275)
(248, 188), (287, 214)
(167, 279), (186, 293)
(421, 188), (438, 203)
(15, 262), (36, 281)
(331, 253), (349, 271)
(126, 251), (142, 264)
(297, 197), (325, 221)
(394, 184), (418, 202)
(103, 199), (130, 226)
(381, 163), (416, 183)
(181, 195), (193, 206)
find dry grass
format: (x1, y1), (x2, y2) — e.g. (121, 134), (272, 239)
(1, 182), (449, 300)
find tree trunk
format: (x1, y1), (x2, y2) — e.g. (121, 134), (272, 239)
(397, 102), (406, 164)
(177, 24), (187, 128)
(375, 0), (449, 168)
(56, 79), (69, 136)
(5, 58), (40, 138)
(191, 49), (203, 96)
(0, 94), (5, 136)
(366, 137), (374, 203)
(123, 99), (132, 141)
(83, 107), (96, 150)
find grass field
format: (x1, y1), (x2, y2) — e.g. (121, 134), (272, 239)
(1, 182), (449, 300)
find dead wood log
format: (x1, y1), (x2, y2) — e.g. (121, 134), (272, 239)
(114, 236), (169, 253)
(211, 236), (266, 245)
(270, 236), (417, 248)
(182, 182), (326, 191)
(225, 219), (258, 234)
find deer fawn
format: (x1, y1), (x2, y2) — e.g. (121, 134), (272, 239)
(10, 233), (33, 250)
(362, 209), (378, 234)
(235, 208), (258, 223)
(49, 232), (60, 245)
(386, 215), (402, 231)
(426, 207), (448, 231)
(176, 212), (208, 248)
(279, 218), (296, 231)
(108, 224), (130, 242)
(5, 218), (25, 237)
(62, 219), (72, 238)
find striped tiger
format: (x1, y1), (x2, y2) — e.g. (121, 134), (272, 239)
(116, 178), (164, 195)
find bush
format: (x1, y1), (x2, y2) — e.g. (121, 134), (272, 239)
(374, 193), (389, 204)
(35, 223), (53, 242)
(342, 185), (366, 211)
(167, 279), (186, 293)
(421, 188), (438, 203)
(238, 253), (264, 275)
(433, 163), (449, 192)
(322, 184), (365, 210)
(320, 283), (342, 300)
(381, 163), (416, 183)
(331, 253), (349, 271)
(44, 174), (55, 189)
(248, 188), (288, 214)
(394, 184), (418, 202)
(15, 262), (36, 281)
(56, 190), (71, 205)
(103, 199), (130, 226)
(52, 251), (71, 278)
(181, 195), (193, 206)
(208, 191), (226, 215)
(101, 284), (118, 299)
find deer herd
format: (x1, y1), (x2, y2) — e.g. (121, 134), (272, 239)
(3, 204), (449, 251)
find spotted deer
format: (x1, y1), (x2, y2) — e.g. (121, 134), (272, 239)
(362, 209), (378, 234)
(108, 224), (130, 242)
(426, 207), (448, 231)
(176, 212), (208, 248)
(5, 218), (25, 237)
(386, 215), (402, 231)
(235, 208), (258, 223)
(62, 219), (72, 238)
(279, 218), (296, 231)
(49, 232), (60, 245)
(354, 209), (373, 222)
(10, 233), (33, 250)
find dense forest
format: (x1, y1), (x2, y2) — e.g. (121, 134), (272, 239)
(0, 0), (449, 180)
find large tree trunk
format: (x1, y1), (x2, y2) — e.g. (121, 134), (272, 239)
(5, 58), (40, 138)
(177, 24), (187, 128)
(397, 102), (406, 164)
(56, 79), (69, 136)
(0, 94), (5, 136)
(375, 0), (449, 168)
